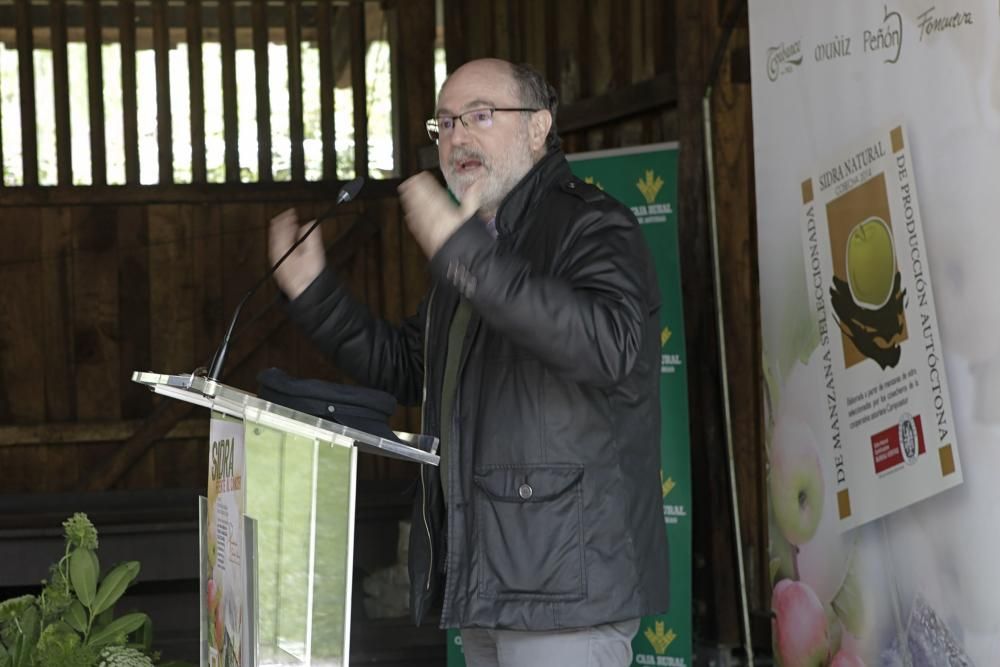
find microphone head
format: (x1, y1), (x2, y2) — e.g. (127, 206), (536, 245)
(337, 177), (365, 203)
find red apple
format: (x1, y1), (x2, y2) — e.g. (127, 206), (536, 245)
(772, 579), (829, 667)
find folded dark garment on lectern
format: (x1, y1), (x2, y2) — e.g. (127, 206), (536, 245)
(256, 367), (403, 445)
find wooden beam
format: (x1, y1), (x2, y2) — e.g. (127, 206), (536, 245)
(15, 0), (38, 186)
(219, 0), (239, 182)
(317, 0), (337, 180)
(557, 72), (678, 134)
(186, 0), (206, 182)
(252, 0), (271, 181)
(0, 178), (402, 207)
(443, 0), (467, 74)
(0, 418), (208, 448)
(0, 3), (333, 43)
(120, 0), (140, 184)
(350, 1), (367, 178)
(88, 213), (382, 491)
(83, 0), (105, 185)
(286, 0), (305, 181)
(153, 0), (173, 184)
(85, 399), (193, 491)
(51, 0), (72, 185)
(388, 3), (402, 176)
(0, 34), (4, 185)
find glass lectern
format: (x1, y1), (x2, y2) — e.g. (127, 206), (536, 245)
(132, 372), (438, 667)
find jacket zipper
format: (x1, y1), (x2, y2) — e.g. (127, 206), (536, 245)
(419, 287), (437, 592)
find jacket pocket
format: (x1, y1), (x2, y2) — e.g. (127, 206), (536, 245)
(473, 464), (585, 600)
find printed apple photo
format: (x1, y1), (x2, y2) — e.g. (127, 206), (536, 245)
(766, 349), (871, 667)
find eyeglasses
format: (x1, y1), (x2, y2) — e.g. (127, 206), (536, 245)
(425, 107), (540, 143)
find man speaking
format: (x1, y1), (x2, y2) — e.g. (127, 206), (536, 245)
(269, 58), (669, 667)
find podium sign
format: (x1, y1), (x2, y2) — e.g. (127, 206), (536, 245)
(206, 414), (250, 666)
(133, 372), (438, 667)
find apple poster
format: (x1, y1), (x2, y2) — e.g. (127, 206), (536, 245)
(798, 124), (962, 532)
(750, 0), (1000, 665)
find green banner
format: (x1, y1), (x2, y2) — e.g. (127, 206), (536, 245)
(448, 143), (692, 666)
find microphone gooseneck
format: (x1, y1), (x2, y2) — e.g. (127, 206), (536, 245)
(205, 177), (365, 384)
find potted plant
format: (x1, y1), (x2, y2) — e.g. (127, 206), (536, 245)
(0, 513), (193, 667)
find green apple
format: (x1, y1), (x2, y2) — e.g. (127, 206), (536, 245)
(846, 217), (895, 308)
(769, 416), (825, 546)
(831, 547), (866, 637)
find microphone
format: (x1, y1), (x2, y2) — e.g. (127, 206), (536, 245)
(205, 177), (365, 385)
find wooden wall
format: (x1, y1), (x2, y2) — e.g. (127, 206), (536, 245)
(0, 182), (432, 491)
(0, 0), (767, 654)
(0, 0), (438, 493)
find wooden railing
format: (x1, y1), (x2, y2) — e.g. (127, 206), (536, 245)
(0, 0), (395, 187)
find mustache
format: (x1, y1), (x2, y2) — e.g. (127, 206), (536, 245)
(449, 148), (489, 170)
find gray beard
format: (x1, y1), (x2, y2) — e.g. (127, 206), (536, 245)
(444, 137), (536, 217)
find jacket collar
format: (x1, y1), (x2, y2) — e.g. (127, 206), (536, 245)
(494, 148), (571, 238)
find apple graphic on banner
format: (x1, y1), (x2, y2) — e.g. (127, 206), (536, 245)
(772, 579), (830, 667)
(797, 450), (853, 604)
(846, 217), (896, 309)
(830, 648), (866, 667)
(769, 416), (825, 545)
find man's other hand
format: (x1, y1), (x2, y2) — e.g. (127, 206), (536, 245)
(269, 208), (326, 300)
(399, 172), (482, 258)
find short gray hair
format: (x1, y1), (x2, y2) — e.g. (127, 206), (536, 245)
(509, 62), (560, 152)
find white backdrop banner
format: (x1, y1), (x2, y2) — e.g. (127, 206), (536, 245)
(749, 1), (1000, 665)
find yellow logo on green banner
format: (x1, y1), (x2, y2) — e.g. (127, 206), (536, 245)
(637, 170), (664, 204)
(644, 621), (677, 655)
(661, 472), (676, 498)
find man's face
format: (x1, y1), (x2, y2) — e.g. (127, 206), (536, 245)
(436, 62), (538, 216)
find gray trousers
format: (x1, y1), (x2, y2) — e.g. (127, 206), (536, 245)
(459, 618), (640, 667)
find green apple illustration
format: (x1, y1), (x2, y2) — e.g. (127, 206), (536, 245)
(846, 217), (895, 308)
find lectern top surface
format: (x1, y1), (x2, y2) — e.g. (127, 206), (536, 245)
(132, 371), (439, 466)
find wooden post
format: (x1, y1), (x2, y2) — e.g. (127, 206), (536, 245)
(219, 0), (239, 182)
(51, 0), (72, 185)
(187, 0), (207, 183)
(317, 0), (337, 180)
(252, 0), (272, 181)
(120, 0), (140, 184)
(84, 0), (106, 185)
(14, 0), (38, 186)
(153, 0), (174, 184)
(350, 1), (367, 178)
(286, 0), (305, 181)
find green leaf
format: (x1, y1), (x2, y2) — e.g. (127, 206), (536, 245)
(18, 605), (39, 647)
(94, 607), (114, 630)
(11, 634), (24, 667)
(69, 548), (99, 608)
(85, 613), (148, 649)
(64, 601), (88, 634)
(92, 561), (140, 616)
(140, 614), (153, 653)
